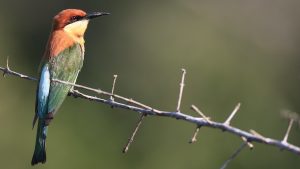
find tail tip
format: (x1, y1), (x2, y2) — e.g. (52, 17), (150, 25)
(31, 150), (46, 165)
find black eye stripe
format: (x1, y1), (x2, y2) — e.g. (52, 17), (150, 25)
(70, 15), (83, 23)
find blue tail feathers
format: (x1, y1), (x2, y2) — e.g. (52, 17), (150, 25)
(31, 120), (48, 165)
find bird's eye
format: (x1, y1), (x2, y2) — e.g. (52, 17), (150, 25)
(70, 15), (82, 22)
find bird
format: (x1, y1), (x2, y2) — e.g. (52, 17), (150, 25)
(31, 9), (109, 165)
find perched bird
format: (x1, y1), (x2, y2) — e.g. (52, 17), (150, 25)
(31, 9), (109, 165)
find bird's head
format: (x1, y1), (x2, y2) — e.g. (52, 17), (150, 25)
(52, 9), (109, 41)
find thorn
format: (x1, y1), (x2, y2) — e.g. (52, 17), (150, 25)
(110, 75), (118, 108)
(241, 136), (254, 149)
(176, 68), (186, 112)
(189, 126), (201, 143)
(123, 114), (146, 153)
(189, 105), (210, 143)
(191, 105), (211, 123)
(224, 103), (241, 125)
(6, 56), (10, 70)
(249, 129), (265, 140)
(220, 142), (247, 169)
(282, 119), (294, 144)
(110, 74), (118, 101)
(3, 56), (10, 77)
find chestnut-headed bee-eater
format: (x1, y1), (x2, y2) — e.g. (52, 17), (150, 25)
(31, 9), (109, 165)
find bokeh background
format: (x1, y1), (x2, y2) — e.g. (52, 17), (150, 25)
(0, 0), (300, 168)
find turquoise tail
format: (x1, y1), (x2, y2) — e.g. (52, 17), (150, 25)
(31, 119), (48, 165)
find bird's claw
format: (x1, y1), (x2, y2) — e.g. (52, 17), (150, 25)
(69, 88), (79, 95)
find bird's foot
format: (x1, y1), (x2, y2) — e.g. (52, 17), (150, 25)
(69, 87), (79, 93)
(69, 88), (79, 96)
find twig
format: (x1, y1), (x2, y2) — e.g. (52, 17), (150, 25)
(282, 119), (294, 144)
(176, 69), (186, 112)
(123, 114), (146, 153)
(1, 63), (300, 156)
(224, 103), (241, 125)
(220, 142), (247, 169)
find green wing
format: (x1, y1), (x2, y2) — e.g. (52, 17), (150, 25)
(48, 43), (84, 114)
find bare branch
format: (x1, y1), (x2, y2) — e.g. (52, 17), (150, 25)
(123, 114), (146, 153)
(176, 68), (186, 112)
(220, 142), (247, 169)
(224, 103), (241, 125)
(1, 64), (300, 156)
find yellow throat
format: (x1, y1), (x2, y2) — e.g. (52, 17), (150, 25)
(63, 20), (89, 46)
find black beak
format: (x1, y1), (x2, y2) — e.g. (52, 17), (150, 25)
(86, 12), (110, 20)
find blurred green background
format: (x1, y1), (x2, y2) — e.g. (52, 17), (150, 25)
(0, 0), (300, 168)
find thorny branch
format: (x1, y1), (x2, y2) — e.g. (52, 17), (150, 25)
(1, 59), (300, 168)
